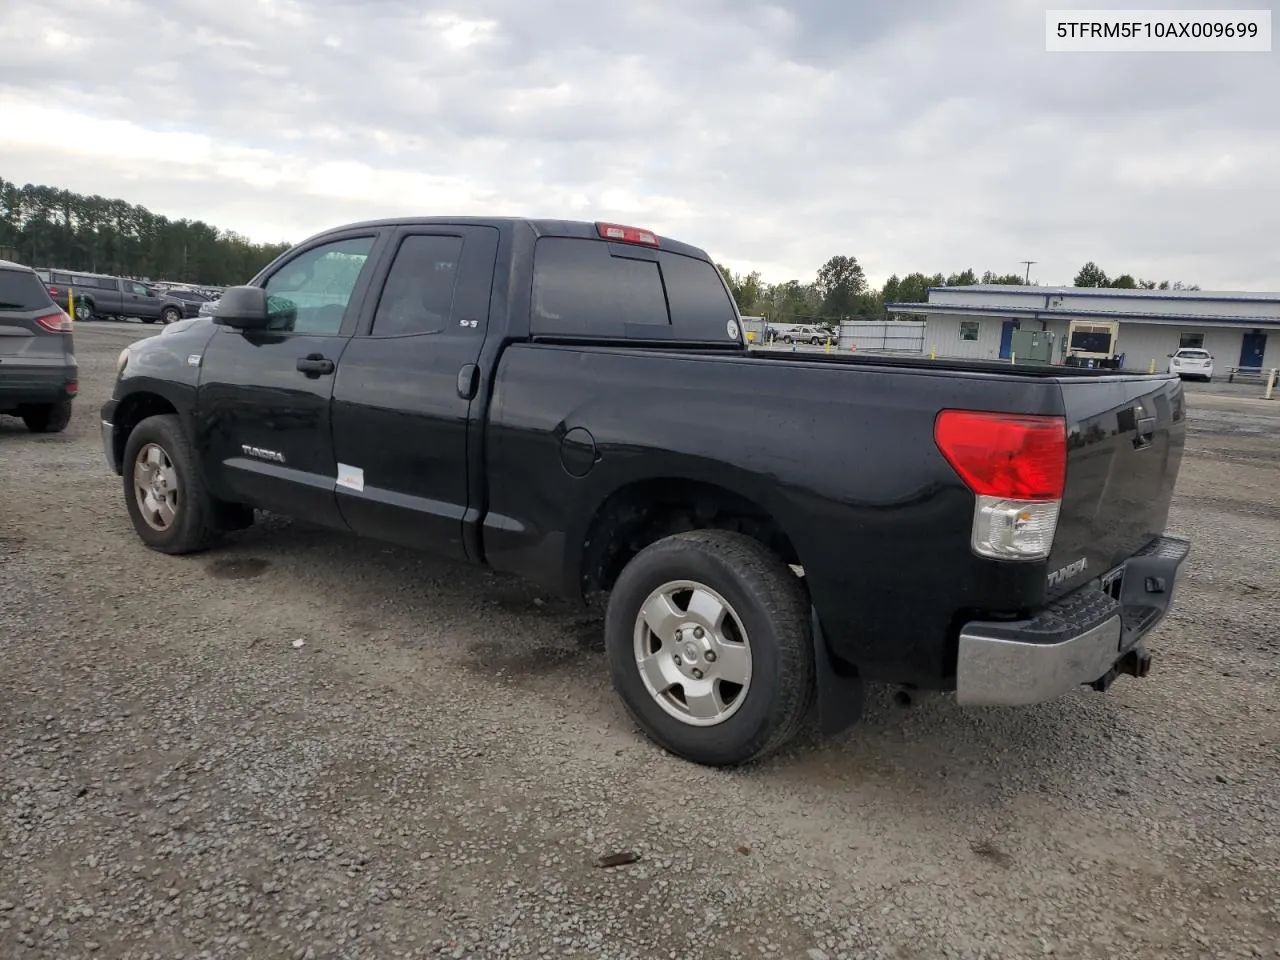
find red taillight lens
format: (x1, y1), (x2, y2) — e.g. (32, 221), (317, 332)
(66, 380), (78, 396)
(48, 285), (60, 296)
(35, 308), (74, 333)
(934, 410), (1066, 501)
(595, 222), (660, 246)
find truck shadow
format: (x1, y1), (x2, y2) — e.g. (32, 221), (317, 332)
(212, 512), (1126, 793)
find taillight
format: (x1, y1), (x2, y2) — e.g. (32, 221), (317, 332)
(65, 380), (78, 396)
(934, 410), (1067, 561)
(595, 222), (660, 246)
(35, 308), (74, 333)
(48, 285), (60, 296)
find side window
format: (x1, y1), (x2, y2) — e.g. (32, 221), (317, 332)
(531, 237), (668, 337)
(262, 235), (375, 335)
(370, 235), (465, 337)
(130, 282), (148, 296)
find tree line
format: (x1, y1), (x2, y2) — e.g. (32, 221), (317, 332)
(1071, 260), (1199, 291)
(0, 175), (1202, 309)
(0, 176), (291, 285)
(717, 256), (1200, 325)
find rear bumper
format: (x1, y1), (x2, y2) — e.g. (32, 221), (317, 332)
(955, 534), (1191, 707)
(0, 366), (78, 408)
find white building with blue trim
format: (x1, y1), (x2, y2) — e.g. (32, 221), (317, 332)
(886, 285), (1276, 374)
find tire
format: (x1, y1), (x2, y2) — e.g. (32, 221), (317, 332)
(605, 530), (816, 767)
(122, 413), (223, 554)
(783, 336), (793, 344)
(141, 316), (158, 324)
(21, 400), (73, 434)
(74, 301), (94, 322)
(161, 307), (181, 324)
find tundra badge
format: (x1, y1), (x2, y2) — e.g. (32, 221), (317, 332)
(241, 444), (285, 464)
(1047, 557), (1088, 587)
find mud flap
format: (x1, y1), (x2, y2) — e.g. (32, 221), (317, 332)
(810, 607), (865, 737)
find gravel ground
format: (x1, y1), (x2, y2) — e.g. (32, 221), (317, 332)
(1, 324), (1277, 960)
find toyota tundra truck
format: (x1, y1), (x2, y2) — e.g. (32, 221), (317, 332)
(100, 216), (1190, 766)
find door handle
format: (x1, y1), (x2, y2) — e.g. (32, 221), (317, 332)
(456, 363), (478, 400)
(297, 354), (335, 377)
(1134, 415), (1156, 449)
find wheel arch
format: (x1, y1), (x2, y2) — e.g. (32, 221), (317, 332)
(109, 384), (192, 476)
(575, 473), (805, 600)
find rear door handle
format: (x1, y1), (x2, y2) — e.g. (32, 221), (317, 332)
(297, 354), (335, 377)
(456, 363), (478, 400)
(1134, 415), (1156, 449)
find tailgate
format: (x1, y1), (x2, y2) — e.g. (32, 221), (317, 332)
(1045, 374), (1186, 599)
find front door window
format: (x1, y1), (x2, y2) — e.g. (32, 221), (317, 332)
(262, 236), (376, 335)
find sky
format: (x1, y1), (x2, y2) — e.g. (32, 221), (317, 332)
(1, 0), (1278, 290)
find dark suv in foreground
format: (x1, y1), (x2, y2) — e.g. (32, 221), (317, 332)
(0, 260), (77, 433)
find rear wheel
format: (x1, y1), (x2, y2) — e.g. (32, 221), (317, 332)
(605, 530), (815, 767)
(74, 301), (94, 322)
(122, 413), (225, 554)
(161, 306), (181, 324)
(21, 400), (73, 434)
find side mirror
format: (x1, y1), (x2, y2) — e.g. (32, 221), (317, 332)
(1167, 353), (1174, 357)
(211, 286), (272, 330)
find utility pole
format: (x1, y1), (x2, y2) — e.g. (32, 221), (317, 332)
(1019, 260), (1037, 284)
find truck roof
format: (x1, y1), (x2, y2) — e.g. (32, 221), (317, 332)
(300, 216), (713, 262)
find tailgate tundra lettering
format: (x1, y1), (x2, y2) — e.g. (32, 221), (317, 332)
(1048, 557), (1088, 586)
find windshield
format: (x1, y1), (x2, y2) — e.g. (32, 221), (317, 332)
(1069, 330), (1113, 353)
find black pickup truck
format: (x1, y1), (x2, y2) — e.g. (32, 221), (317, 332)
(101, 217), (1191, 766)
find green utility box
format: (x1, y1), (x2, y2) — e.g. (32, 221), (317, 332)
(1010, 329), (1055, 364)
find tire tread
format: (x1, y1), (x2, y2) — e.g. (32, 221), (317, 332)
(123, 413), (222, 554)
(607, 529), (816, 766)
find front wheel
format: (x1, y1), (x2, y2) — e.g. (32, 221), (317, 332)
(605, 530), (815, 767)
(122, 414), (223, 554)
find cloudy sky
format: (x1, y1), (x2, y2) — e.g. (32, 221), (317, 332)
(2, 0), (1277, 289)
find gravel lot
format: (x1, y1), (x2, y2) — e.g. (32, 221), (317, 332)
(2, 323), (1277, 960)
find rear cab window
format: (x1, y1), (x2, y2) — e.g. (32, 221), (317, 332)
(530, 237), (740, 344)
(0, 267), (56, 311)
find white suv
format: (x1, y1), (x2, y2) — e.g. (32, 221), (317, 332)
(1168, 347), (1214, 381)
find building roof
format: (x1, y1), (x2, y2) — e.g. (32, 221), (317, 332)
(885, 301), (1280, 328)
(886, 283), (1280, 328)
(923, 284), (1280, 304)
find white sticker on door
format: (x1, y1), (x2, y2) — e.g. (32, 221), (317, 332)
(336, 463), (364, 493)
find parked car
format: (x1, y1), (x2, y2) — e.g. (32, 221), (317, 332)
(777, 324), (829, 345)
(43, 270), (199, 324)
(0, 259), (77, 433)
(100, 216), (1191, 767)
(1168, 347), (1214, 381)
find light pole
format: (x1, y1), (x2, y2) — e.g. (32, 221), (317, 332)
(1019, 260), (1036, 284)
